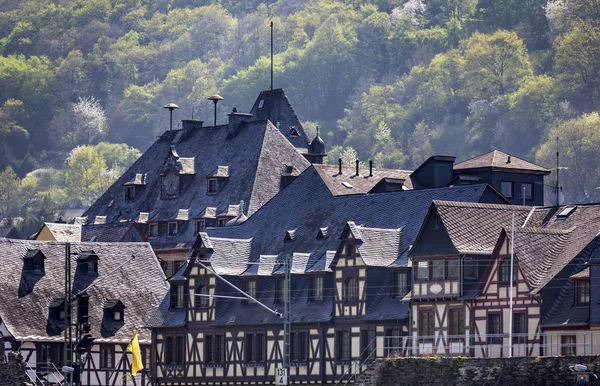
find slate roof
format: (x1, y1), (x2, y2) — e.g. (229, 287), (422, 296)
(248, 89), (310, 149)
(454, 150), (550, 175)
(314, 164), (413, 195)
(81, 222), (146, 242)
(41, 223), (82, 242)
(432, 201), (533, 255)
(0, 226), (20, 239)
(83, 116), (310, 251)
(152, 167), (505, 327)
(363, 269), (410, 321)
(0, 239), (168, 344)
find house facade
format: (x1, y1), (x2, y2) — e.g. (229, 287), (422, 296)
(0, 239), (169, 385)
(147, 163), (509, 385)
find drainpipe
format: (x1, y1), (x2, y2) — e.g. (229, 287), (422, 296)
(320, 323), (326, 385)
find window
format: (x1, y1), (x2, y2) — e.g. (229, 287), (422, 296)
(175, 336), (185, 364)
(419, 310), (434, 336)
(449, 309), (465, 336)
(195, 220), (205, 233)
(577, 280), (590, 305)
(463, 257), (477, 279)
(274, 277), (284, 303)
(205, 335), (223, 363)
(417, 261), (428, 280)
(499, 259), (516, 283)
(245, 280), (257, 304)
(343, 277), (358, 303)
(149, 223), (158, 238)
(561, 335), (577, 356)
(37, 343), (63, 370)
(101, 345), (115, 369)
(113, 308), (123, 322)
(345, 243), (355, 256)
(513, 312), (527, 344)
(30, 256), (45, 273)
(218, 218), (228, 227)
(244, 334), (265, 363)
(165, 337), (173, 364)
(487, 313), (502, 344)
(196, 285), (209, 309)
(87, 260), (98, 274)
(501, 181), (514, 198)
(170, 284), (185, 309)
(125, 186), (135, 201)
(431, 260), (444, 280)
(336, 331), (350, 360)
(207, 178), (218, 193)
(311, 276), (324, 302)
(393, 272), (408, 298)
(291, 332), (307, 361)
(447, 260), (459, 279)
(168, 222), (178, 236)
(361, 330), (376, 361)
(521, 182), (533, 199)
(384, 329), (399, 357)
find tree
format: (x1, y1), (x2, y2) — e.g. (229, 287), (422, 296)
(65, 145), (114, 206)
(459, 30), (532, 101)
(554, 22), (600, 109)
(536, 113), (600, 204)
(50, 96), (107, 150)
(0, 166), (20, 216)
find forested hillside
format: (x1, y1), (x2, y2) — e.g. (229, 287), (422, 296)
(1, 0), (600, 234)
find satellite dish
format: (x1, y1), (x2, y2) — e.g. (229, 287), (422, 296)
(551, 188), (565, 206)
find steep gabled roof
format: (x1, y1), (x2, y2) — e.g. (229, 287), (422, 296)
(0, 239), (168, 343)
(454, 150), (550, 175)
(83, 119), (310, 251)
(81, 222), (146, 242)
(429, 201), (532, 255)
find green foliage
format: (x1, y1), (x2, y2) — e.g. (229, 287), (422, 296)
(2, 0), (600, 208)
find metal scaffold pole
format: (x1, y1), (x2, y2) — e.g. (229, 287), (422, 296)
(283, 252), (291, 386)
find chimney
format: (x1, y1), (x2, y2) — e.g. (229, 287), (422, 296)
(338, 158), (342, 175)
(227, 107), (252, 135)
(355, 160), (359, 176)
(369, 160), (373, 177)
(181, 119), (203, 135)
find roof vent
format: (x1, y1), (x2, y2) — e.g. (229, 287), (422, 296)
(507, 155), (511, 164)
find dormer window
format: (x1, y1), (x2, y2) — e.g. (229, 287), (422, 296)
(207, 178), (218, 194)
(196, 220), (205, 233)
(170, 284), (186, 309)
(244, 280), (257, 304)
(392, 272), (408, 298)
(218, 218), (228, 227)
(577, 280), (590, 305)
(168, 222), (178, 236)
(149, 223), (158, 238)
(24, 249), (45, 274)
(78, 251), (99, 276)
(125, 186), (135, 201)
(274, 277), (284, 303)
(310, 276), (324, 302)
(49, 298), (66, 321)
(103, 300), (125, 322)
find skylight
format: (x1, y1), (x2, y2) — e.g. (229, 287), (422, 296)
(557, 206), (577, 219)
(342, 182), (353, 189)
(258, 100), (264, 109)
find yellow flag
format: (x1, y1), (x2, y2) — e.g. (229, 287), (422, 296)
(126, 330), (144, 376)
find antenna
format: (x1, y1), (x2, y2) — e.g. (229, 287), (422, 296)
(556, 136), (559, 206)
(270, 21), (274, 92)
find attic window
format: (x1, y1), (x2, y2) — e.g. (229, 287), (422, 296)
(196, 220), (206, 233)
(557, 206), (577, 219)
(49, 298), (66, 321)
(289, 126), (300, 137)
(218, 218), (228, 227)
(104, 300), (125, 322)
(78, 251), (99, 275)
(25, 249), (45, 274)
(168, 222), (178, 237)
(342, 182), (353, 189)
(258, 100), (265, 109)
(149, 223), (158, 238)
(207, 178), (218, 194)
(125, 186), (135, 201)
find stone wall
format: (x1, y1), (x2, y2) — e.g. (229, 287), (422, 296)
(0, 352), (31, 386)
(359, 356), (600, 386)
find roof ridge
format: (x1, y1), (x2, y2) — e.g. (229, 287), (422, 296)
(433, 200), (531, 210)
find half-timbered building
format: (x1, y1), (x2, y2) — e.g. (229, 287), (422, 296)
(147, 163), (509, 385)
(0, 238), (169, 385)
(409, 201), (600, 357)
